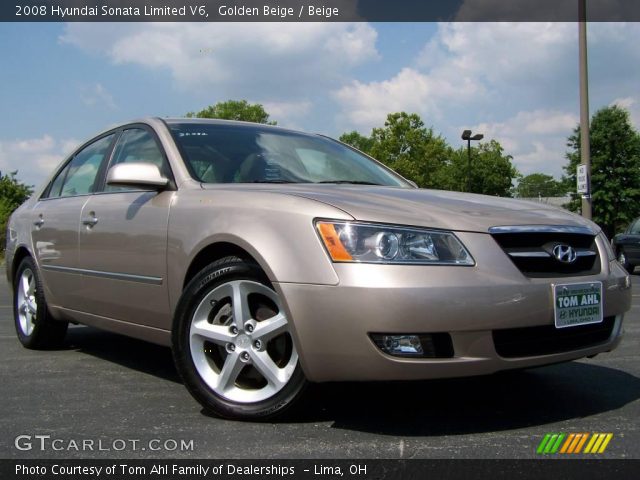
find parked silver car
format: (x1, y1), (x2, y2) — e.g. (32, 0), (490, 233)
(6, 118), (632, 419)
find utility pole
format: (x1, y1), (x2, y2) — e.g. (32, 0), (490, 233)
(579, 0), (592, 219)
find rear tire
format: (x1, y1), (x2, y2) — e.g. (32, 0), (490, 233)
(13, 257), (68, 349)
(172, 256), (307, 420)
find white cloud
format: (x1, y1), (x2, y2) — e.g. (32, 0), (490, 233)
(333, 23), (579, 132)
(260, 100), (312, 129)
(60, 22), (378, 102)
(335, 68), (432, 130)
(332, 22), (640, 179)
(471, 109), (578, 177)
(611, 96), (640, 128)
(81, 83), (116, 109)
(0, 136), (79, 187)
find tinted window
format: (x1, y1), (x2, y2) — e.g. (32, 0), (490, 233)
(47, 163), (71, 198)
(105, 128), (168, 192)
(58, 134), (114, 197)
(169, 123), (408, 187)
(630, 219), (640, 235)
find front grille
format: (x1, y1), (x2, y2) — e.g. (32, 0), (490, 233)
(490, 227), (601, 278)
(493, 316), (615, 358)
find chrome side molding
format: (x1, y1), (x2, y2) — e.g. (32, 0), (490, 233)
(41, 265), (163, 285)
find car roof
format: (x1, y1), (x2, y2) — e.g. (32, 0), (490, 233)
(160, 117), (320, 137)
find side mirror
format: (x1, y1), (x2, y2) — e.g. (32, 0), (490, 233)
(106, 163), (169, 189)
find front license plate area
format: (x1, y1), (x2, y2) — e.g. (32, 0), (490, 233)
(553, 282), (603, 328)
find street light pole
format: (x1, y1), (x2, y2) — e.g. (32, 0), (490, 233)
(466, 137), (471, 192)
(461, 130), (484, 193)
(579, 0), (592, 219)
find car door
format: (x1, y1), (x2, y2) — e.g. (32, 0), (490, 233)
(31, 133), (116, 311)
(626, 218), (640, 263)
(76, 126), (174, 330)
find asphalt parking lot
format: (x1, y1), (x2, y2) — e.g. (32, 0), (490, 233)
(1, 273), (638, 460)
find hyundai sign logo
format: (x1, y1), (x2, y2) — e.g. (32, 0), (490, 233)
(552, 244), (578, 264)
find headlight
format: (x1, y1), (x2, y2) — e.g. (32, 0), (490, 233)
(316, 221), (475, 265)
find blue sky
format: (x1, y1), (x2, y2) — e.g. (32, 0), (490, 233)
(1, 22), (639, 187)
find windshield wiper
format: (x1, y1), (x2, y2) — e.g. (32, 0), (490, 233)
(317, 180), (382, 185)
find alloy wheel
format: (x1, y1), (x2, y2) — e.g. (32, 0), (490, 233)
(188, 280), (298, 403)
(17, 268), (38, 336)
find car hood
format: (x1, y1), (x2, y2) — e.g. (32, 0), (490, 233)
(202, 184), (597, 233)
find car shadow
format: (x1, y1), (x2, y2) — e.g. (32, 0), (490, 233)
(290, 363), (640, 436)
(65, 326), (640, 437)
(65, 325), (181, 384)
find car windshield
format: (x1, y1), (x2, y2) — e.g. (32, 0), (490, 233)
(168, 122), (409, 187)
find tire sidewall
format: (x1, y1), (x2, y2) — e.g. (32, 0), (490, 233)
(172, 259), (306, 420)
(14, 257), (46, 347)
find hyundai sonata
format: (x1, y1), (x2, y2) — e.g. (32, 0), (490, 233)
(6, 118), (632, 419)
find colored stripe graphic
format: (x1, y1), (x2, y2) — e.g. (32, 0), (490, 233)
(551, 433), (565, 453)
(538, 433), (613, 454)
(567, 433), (583, 453)
(545, 434), (559, 454)
(598, 434), (613, 453)
(574, 433), (589, 453)
(560, 433), (575, 453)
(584, 434), (599, 453)
(537, 434), (553, 454)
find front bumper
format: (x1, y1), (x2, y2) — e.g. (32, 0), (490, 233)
(275, 232), (631, 383)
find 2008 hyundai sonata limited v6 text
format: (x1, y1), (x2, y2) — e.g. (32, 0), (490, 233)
(6, 118), (632, 419)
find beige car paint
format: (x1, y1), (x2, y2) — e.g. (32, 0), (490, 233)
(5, 117), (632, 383)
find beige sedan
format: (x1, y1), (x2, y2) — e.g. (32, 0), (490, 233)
(5, 118), (632, 419)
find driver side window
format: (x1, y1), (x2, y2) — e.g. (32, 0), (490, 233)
(105, 128), (168, 192)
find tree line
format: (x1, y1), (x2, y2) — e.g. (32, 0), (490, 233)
(1, 99), (638, 251)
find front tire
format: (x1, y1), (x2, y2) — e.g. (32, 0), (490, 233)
(172, 256), (307, 420)
(13, 257), (68, 349)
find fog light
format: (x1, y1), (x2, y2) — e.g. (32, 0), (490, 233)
(374, 335), (423, 356)
(370, 333), (455, 358)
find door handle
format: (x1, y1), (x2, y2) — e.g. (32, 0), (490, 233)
(82, 213), (98, 227)
(33, 216), (44, 227)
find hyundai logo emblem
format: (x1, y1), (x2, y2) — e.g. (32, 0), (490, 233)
(552, 244), (577, 264)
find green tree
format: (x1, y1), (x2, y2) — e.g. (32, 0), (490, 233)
(515, 173), (568, 198)
(0, 171), (32, 253)
(367, 112), (450, 188)
(338, 131), (374, 154)
(338, 112), (518, 194)
(442, 140), (519, 197)
(563, 105), (640, 237)
(186, 100), (276, 125)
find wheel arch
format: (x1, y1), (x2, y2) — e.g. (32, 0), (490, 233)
(11, 245), (32, 284)
(182, 240), (271, 290)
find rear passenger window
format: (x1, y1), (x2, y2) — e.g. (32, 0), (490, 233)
(54, 134), (114, 197)
(47, 163), (71, 198)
